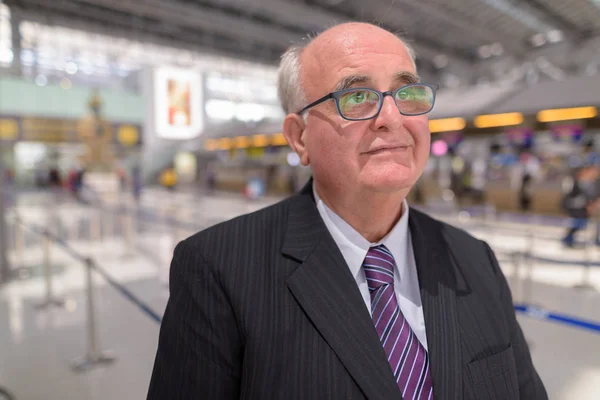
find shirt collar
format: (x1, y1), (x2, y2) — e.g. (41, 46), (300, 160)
(313, 184), (410, 280)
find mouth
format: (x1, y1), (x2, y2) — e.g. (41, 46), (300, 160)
(363, 145), (410, 155)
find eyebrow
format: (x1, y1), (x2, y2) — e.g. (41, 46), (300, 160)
(333, 71), (420, 92)
(393, 71), (420, 85)
(334, 75), (370, 91)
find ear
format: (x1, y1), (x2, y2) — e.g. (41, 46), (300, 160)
(283, 114), (310, 166)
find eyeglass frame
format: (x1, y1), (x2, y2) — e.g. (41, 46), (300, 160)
(296, 83), (440, 121)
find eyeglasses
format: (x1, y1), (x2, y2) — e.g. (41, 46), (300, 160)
(296, 83), (439, 121)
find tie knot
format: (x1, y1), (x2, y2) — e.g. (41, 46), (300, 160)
(363, 245), (396, 291)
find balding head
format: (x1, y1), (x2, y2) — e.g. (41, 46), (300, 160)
(278, 23), (416, 114)
(280, 21), (431, 209)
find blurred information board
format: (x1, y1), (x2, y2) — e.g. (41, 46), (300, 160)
(0, 115), (142, 146)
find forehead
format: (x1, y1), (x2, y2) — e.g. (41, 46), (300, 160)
(302, 26), (416, 96)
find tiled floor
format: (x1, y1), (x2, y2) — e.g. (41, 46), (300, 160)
(0, 188), (599, 399)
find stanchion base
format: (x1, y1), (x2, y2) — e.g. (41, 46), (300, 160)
(11, 266), (36, 281)
(34, 298), (65, 310)
(572, 283), (597, 291)
(71, 351), (117, 372)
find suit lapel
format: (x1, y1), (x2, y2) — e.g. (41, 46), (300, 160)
(409, 210), (463, 400)
(283, 184), (402, 400)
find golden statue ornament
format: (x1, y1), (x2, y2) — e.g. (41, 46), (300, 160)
(77, 91), (115, 171)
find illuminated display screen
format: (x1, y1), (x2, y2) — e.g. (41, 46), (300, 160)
(154, 67), (204, 140)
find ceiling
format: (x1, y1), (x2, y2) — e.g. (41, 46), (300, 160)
(4, 0), (600, 87)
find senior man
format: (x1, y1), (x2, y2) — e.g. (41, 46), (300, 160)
(147, 22), (547, 400)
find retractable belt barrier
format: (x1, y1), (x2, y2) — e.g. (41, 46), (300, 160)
(10, 196), (599, 373)
(10, 213), (163, 372)
(90, 200), (600, 335)
(514, 304), (600, 334)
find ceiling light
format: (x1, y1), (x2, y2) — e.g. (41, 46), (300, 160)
(490, 43), (504, 56)
(0, 48), (13, 64)
(531, 33), (546, 47)
(35, 74), (48, 87)
(429, 118), (467, 133)
(206, 100), (235, 121)
(443, 74), (461, 88)
(431, 140), (449, 157)
(537, 107), (597, 123)
(535, 57), (550, 69)
(474, 112), (524, 128)
(287, 152), (300, 167)
(65, 61), (78, 74)
(546, 30), (564, 43)
(478, 45), (492, 59)
(433, 54), (449, 69)
(585, 62), (598, 76)
(60, 77), (72, 90)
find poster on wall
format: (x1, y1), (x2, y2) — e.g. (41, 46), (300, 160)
(551, 124), (583, 143)
(154, 67), (203, 140)
(505, 127), (533, 149)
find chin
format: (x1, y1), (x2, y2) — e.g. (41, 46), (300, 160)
(360, 165), (419, 193)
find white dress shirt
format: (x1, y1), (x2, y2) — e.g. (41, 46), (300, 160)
(313, 186), (429, 350)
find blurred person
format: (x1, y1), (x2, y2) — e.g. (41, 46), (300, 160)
(148, 23), (546, 400)
(65, 167), (86, 203)
(561, 165), (600, 248)
(131, 165), (142, 204)
(47, 167), (61, 188)
(518, 173), (533, 212)
(3, 167), (14, 207)
(76, 168), (86, 202)
(583, 139), (599, 166)
(116, 166), (128, 192)
(34, 165), (45, 187)
(517, 151), (540, 213)
(582, 139), (600, 245)
(47, 166), (63, 202)
(65, 168), (78, 195)
(205, 163), (216, 193)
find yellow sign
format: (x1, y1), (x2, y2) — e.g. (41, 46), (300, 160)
(474, 112), (524, 129)
(21, 117), (78, 142)
(246, 146), (265, 159)
(271, 133), (288, 146)
(0, 119), (18, 140)
(117, 125), (140, 147)
(429, 118), (466, 133)
(234, 136), (251, 149)
(537, 107), (597, 123)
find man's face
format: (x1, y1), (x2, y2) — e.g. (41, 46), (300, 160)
(298, 24), (431, 194)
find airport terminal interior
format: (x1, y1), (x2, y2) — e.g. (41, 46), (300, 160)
(1, 0), (600, 399)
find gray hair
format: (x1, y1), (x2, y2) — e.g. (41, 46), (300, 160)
(277, 29), (418, 116)
(277, 44), (307, 115)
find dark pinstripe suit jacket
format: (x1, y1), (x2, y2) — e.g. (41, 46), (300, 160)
(147, 183), (547, 400)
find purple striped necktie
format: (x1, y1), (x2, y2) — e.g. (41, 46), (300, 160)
(363, 245), (433, 399)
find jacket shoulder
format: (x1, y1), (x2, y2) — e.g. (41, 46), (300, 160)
(181, 195), (295, 257)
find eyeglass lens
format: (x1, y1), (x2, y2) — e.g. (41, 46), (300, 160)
(338, 85), (434, 119)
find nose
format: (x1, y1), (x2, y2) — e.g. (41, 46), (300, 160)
(371, 93), (403, 131)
